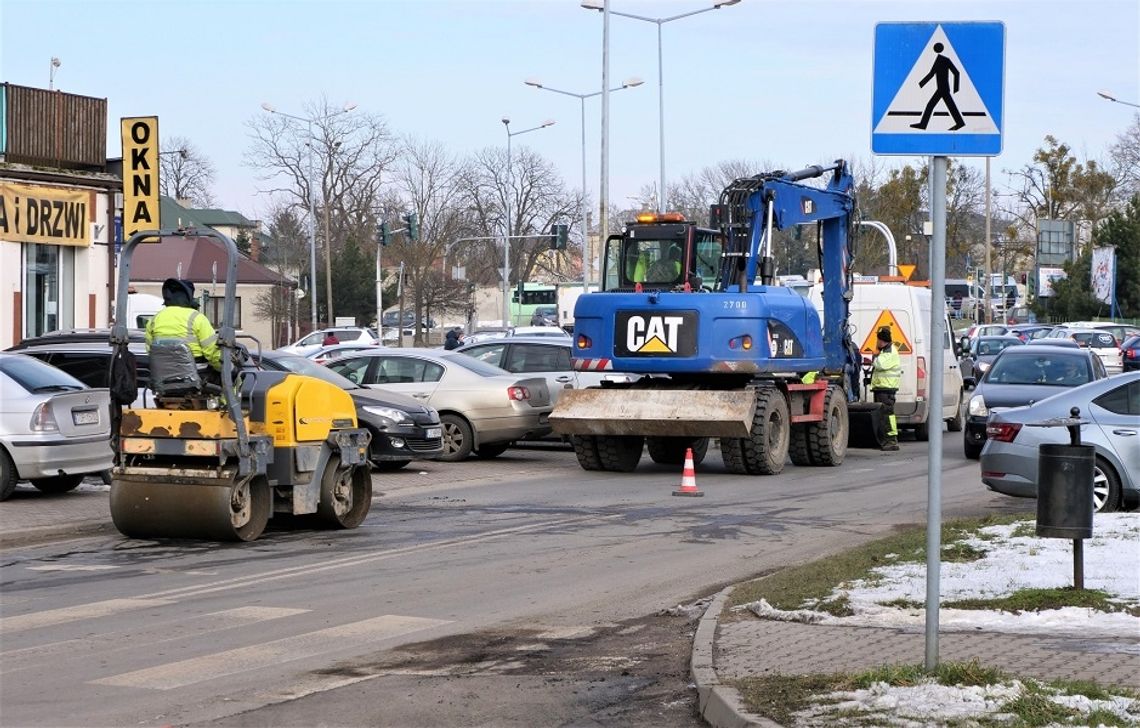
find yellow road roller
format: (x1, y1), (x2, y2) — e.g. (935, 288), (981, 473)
(107, 229), (371, 541)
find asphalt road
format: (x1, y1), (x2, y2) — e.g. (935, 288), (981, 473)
(0, 434), (1032, 727)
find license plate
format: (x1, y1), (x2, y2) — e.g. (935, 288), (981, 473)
(426, 427), (442, 439)
(73, 410), (99, 426)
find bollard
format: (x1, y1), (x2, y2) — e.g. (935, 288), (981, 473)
(1029, 407), (1094, 589)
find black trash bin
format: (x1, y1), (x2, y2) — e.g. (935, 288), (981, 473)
(1035, 442), (1095, 539)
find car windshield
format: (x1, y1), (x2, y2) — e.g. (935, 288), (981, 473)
(985, 353), (1091, 386)
(0, 354), (87, 393)
(1072, 332), (1117, 348)
(441, 353), (511, 377)
(259, 352), (361, 390)
(976, 338), (1020, 356)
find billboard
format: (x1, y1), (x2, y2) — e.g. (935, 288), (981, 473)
(1090, 247), (1115, 305)
(1037, 266), (1066, 297)
(0, 181), (91, 246)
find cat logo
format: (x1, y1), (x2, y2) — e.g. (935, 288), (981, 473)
(627, 315), (684, 353)
(802, 198), (815, 215)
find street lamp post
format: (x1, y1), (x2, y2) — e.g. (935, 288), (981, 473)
(260, 101), (356, 330)
(1097, 90), (1140, 108)
(501, 117), (555, 327)
(582, 0), (741, 213)
(524, 77), (643, 291)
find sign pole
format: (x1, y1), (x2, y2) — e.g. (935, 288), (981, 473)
(925, 155), (948, 671)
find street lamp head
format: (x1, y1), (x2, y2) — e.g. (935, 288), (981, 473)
(580, 0), (604, 10)
(524, 78), (543, 89)
(50, 57), (61, 68)
(501, 116), (511, 127)
(714, 0), (742, 7)
(622, 77), (645, 88)
(1097, 90), (1118, 102)
(342, 102), (358, 112)
(260, 102), (276, 113)
(541, 119), (556, 128)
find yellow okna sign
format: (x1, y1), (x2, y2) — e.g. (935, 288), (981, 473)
(0, 182), (91, 247)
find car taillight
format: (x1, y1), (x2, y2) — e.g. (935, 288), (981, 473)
(1128, 349), (1137, 359)
(986, 422), (1022, 442)
(576, 334), (591, 349)
(916, 356), (927, 398)
(29, 402), (59, 432)
(507, 386), (530, 401)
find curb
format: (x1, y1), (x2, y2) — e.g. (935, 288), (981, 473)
(691, 586), (784, 728)
(0, 519), (114, 550)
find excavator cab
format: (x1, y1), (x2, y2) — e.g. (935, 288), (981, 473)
(108, 228), (372, 542)
(603, 213), (724, 292)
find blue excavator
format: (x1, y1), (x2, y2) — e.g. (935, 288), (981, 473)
(550, 160), (882, 473)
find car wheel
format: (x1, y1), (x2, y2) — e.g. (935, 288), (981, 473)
(963, 437), (982, 460)
(947, 394), (964, 432)
(0, 448), (17, 501)
(374, 460), (412, 472)
(439, 414), (474, 462)
(913, 419), (930, 441)
(474, 442), (511, 459)
(30, 474), (85, 494)
(1092, 458), (1122, 513)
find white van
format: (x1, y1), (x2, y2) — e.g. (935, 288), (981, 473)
(123, 292), (164, 329)
(808, 281), (964, 438)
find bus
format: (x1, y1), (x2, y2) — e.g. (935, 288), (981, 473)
(510, 282), (556, 326)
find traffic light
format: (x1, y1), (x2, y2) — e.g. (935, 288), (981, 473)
(404, 212), (419, 242)
(550, 223), (569, 250)
(376, 221), (391, 247)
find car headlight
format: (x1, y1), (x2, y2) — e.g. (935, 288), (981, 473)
(976, 360), (991, 373)
(362, 405), (412, 424)
(968, 394), (988, 417)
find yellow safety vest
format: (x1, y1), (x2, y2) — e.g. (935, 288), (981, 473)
(870, 343), (901, 390)
(145, 305), (222, 370)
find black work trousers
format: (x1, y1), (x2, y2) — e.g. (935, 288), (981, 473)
(873, 388), (898, 439)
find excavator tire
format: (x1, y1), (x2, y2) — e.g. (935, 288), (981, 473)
(314, 455), (372, 529)
(110, 471), (271, 542)
(805, 385), (848, 466)
(570, 435), (603, 471)
(788, 425), (813, 466)
(720, 387), (789, 475)
(646, 437), (709, 466)
(596, 435), (644, 472)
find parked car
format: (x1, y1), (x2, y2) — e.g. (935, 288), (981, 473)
(1004, 306), (1037, 325)
(454, 336), (635, 406)
(981, 372), (1139, 512)
(257, 351), (443, 470)
(1044, 327), (1123, 374)
(1066, 321), (1140, 344)
(508, 325), (571, 339)
(0, 353), (113, 500)
(381, 310), (436, 330)
(963, 345), (1107, 459)
(9, 329), (443, 471)
(960, 335), (1023, 387)
(460, 327), (513, 346)
(325, 348), (553, 461)
(529, 306), (559, 327)
(1008, 325), (1053, 342)
(278, 327), (377, 357)
(958, 323), (1009, 352)
(305, 342), (382, 364)
(1122, 336), (1140, 373)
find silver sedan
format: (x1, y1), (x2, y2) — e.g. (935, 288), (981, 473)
(0, 353), (113, 500)
(980, 371), (1139, 512)
(325, 348), (552, 461)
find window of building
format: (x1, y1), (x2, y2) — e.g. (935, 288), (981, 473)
(202, 295), (241, 328)
(24, 243), (74, 337)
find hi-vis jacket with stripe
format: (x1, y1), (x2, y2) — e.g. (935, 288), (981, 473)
(145, 305), (222, 370)
(870, 342), (902, 390)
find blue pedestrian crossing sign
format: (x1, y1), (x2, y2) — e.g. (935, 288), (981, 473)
(872, 22), (1005, 156)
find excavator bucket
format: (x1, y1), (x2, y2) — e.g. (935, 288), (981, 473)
(847, 402), (886, 448)
(550, 388), (757, 439)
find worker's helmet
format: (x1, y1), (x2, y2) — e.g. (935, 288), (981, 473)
(161, 278), (197, 307)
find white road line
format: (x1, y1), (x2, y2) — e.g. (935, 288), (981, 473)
(0, 599), (175, 633)
(1, 606), (308, 673)
(91, 614), (451, 690)
(26, 564), (119, 572)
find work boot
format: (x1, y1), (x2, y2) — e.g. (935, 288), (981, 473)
(881, 438), (899, 452)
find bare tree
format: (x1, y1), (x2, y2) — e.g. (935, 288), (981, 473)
(460, 145), (577, 287)
(245, 98), (398, 323)
(253, 203), (307, 344)
(160, 136), (215, 206)
(1109, 113), (1140, 198)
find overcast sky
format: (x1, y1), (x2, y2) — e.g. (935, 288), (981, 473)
(3, 0), (1137, 221)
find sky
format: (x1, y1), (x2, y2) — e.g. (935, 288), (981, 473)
(742, 513), (1140, 725)
(2, 0), (1138, 225)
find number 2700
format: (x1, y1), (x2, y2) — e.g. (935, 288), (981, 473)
(722, 301), (747, 310)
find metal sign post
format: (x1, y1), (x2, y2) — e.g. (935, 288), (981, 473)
(872, 20), (1005, 672)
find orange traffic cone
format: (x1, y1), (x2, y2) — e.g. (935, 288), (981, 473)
(672, 448), (704, 497)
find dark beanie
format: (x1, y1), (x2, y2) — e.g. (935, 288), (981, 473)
(877, 326), (893, 342)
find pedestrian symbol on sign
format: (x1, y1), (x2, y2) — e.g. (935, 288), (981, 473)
(911, 43), (964, 131)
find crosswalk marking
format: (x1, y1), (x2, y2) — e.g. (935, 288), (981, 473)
(0, 599), (175, 633)
(1, 606), (308, 675)
(91, 614), (451, 690)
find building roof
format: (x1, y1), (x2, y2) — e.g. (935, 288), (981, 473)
(130, 234), (293, 286)
(191, 208), (258, 228)
(159, 197), (210, 230)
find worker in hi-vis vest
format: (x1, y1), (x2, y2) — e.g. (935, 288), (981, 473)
(869, 325), (902, 451)
(145, 278), (222, 386)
